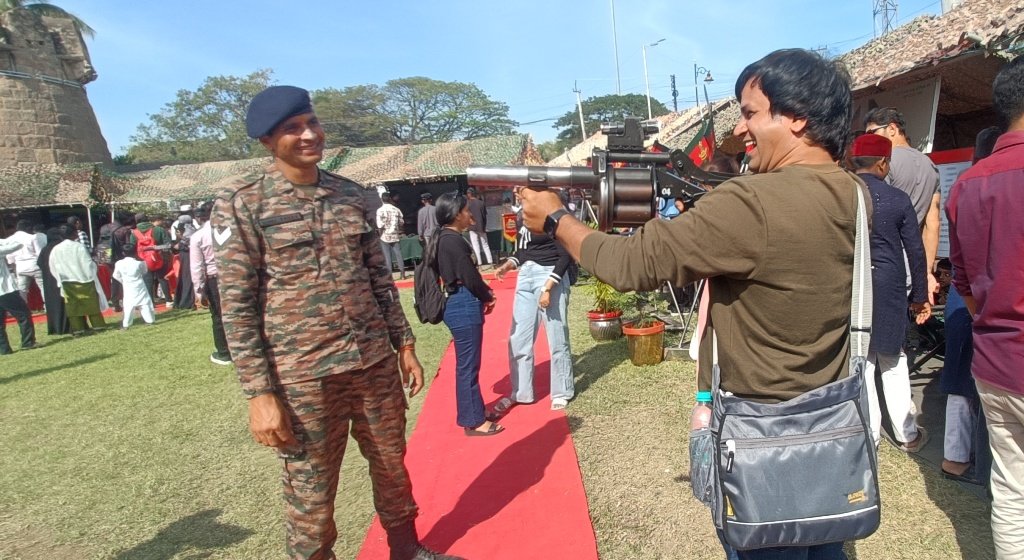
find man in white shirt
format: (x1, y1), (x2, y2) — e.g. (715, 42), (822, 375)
(49, 225), (106, 334)
(190, 202), (231, 365)
(5, 219), (46, 306)
(1, 237), (36, 354)
(375, 192), (407, 279)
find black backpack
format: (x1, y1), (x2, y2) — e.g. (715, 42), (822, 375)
(413, 258), (447, 324)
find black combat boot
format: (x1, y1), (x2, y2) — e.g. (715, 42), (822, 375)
(386, 521), (466, 560)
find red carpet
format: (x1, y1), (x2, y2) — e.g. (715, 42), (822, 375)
(358, 276), (598, 560)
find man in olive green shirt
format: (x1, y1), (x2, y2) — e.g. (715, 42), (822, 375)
(520, 49), (864, 558)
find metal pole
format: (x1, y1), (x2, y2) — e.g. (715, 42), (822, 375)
(573, 85), (589, 143)
(678, 278), (705, 350)
(86, 205), (94, 248)
(694, 62), (701, 118)
(610, 0), (621, 95)
(671, 74), (678, 112)
(643, 44), (652, 119)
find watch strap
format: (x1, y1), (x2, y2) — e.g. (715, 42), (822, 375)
(544, 209), (570, 237)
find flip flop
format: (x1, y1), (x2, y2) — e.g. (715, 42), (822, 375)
(465, 423), (504, 437)
(942, 466), (984, 486)
(485, 397), (518, 422)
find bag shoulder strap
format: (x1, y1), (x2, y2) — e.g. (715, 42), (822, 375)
(850, 184), (871, 359)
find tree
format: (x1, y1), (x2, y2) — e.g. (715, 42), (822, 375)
(378, 77), (517, 144)
(551, 93), (670, 151)
(127, 69), (273, 163)
(0, 0), (95, 38)
(311, 86), (393, 148)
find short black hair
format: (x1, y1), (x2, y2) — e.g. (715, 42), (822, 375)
(66, 216), (81, 227)
(993, 55), (1024, 130)
(736, 49), (853, 160)
(16, 219), (31, 232)
(974, 126), (1002, 163)
(45, 227), (63, 245)
(195, 201), (214, 220)
(59, 224), (76, 240)
(863, 107), (908, 141)
(381, 192), (393, 204)
(849, 155), (885, 171)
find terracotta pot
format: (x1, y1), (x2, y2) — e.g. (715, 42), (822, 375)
(622, 320), (665, 365)
(587, 310), (623, 341)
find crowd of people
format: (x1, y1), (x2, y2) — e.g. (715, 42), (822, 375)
(1, 204), (231, 365)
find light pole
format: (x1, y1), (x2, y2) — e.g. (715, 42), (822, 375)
(610, 0), (621, 94)
(642, 38), (665, 119)
(694, 63), (713, 118)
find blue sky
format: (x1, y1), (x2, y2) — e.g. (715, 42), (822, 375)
(57, 0), (943, 155)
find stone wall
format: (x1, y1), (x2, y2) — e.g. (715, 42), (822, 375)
(0, 9), (111, 166)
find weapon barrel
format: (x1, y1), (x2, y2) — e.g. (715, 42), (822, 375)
(466, 166), (600, 189)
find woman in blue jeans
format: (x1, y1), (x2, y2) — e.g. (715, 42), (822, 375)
(425, 192), (501, 436)
(488, 209), (574, 419)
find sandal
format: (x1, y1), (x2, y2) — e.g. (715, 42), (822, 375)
(464, 423), (504, 437)
(942, 466), (984, 486)
(486, 397), (518, 422)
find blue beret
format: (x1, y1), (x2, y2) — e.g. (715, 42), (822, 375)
(245, 85), (313, 138)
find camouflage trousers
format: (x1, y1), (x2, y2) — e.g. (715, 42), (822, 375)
(278, 354), (418, 560)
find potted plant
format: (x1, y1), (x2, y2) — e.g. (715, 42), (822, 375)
(622, 291), (666, 365)
(587, 279), (627, 341)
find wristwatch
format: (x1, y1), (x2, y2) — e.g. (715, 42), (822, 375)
(543, 209), (571, 237)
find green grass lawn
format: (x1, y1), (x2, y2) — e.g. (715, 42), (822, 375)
(1, 285), (994, 559)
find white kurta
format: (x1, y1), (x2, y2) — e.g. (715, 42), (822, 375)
(113, 257), (154, 326)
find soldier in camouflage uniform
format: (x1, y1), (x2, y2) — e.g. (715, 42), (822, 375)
(212, 85), (463, 560)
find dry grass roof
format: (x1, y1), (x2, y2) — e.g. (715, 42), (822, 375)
(839, 0), (1024, 91)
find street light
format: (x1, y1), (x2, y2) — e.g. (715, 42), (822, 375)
(642, 38), (666, 119)
(694, 63), (713, 118)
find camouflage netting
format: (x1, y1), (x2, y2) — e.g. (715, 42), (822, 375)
(97, 157), (273, 205)
(321, 134), (542, 184)
(0, 134), (541, 210)
(0, 163), (96, 209)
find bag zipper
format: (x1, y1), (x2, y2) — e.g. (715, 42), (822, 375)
(722, 425), (865, 473)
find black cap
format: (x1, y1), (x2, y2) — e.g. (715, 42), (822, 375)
(420, 192), (433, 200)
(246, 85), (313, 139)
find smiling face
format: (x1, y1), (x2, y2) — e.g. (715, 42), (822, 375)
(260, 112), (325, 170)
(732, 79), (808, 173)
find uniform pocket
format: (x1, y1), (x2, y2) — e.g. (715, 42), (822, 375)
(263, 220), (318, 277)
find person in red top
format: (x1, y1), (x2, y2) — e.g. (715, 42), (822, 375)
(945, 55), (1024, 559)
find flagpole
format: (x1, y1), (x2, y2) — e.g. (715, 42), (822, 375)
(703, 82), (715, 144)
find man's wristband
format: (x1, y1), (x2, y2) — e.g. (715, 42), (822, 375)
(398, 344), (415, 352)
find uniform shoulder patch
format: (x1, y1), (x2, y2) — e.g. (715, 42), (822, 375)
(214, 172), (266, 202)
(320, 169), (364, 189)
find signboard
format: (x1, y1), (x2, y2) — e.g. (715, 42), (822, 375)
(502, 213), (518, 244)
(929, 147), (974, 259)
(853, 77), (941, 153)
